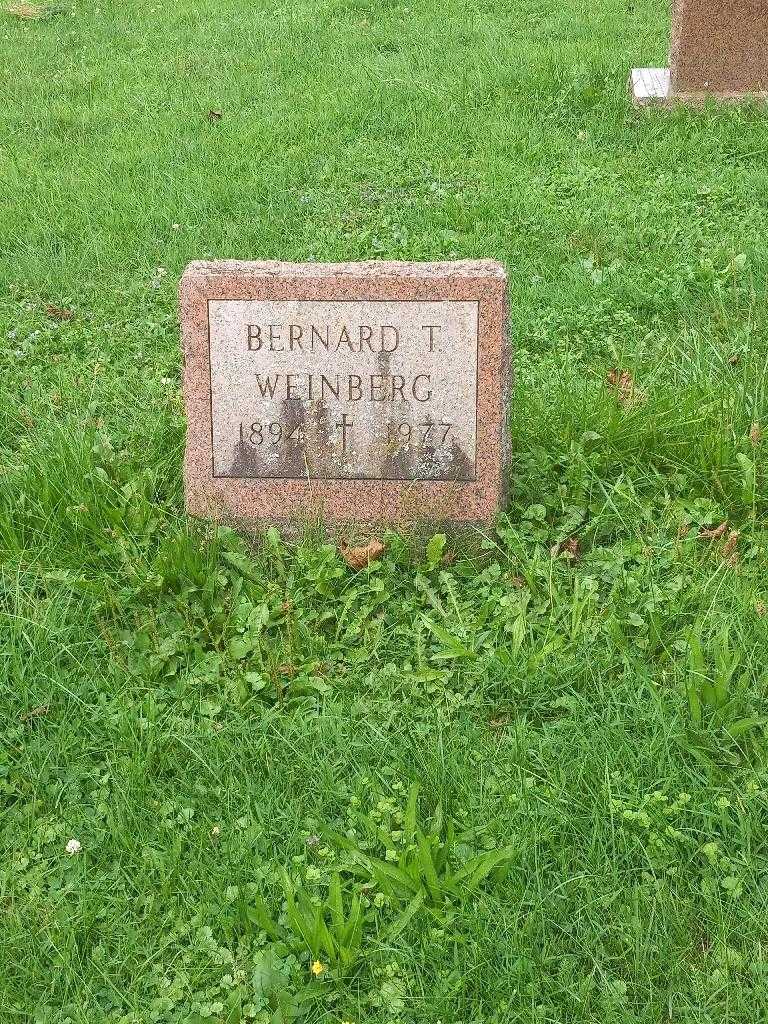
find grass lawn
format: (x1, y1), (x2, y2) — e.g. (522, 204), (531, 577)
(2, 0), (768, 1021)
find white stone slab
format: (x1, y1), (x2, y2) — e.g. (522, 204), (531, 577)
(630, 68), (671, 106)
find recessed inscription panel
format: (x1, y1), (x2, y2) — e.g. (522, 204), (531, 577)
(208, 299), (478, 480)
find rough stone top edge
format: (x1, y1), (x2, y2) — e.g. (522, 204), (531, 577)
(181, 259), (507, 282)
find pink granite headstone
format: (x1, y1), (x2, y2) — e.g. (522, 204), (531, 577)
(630, 0), (768, 106)
(180, 260), (509, 531)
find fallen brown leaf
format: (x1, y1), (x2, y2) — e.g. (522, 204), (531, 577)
(6, 2), (45, 17)
(20, 703), (49, 723)
(607, 368), (644, 408)
(750, 422), (762, 445)
(550, 536), (581, 560)
(6, 2), (64, 18)
(722, 531), (740, 566)
(339, 538), (386, 569)
(699, 521), (728, 541)
(45, 303), (73, 321)
(207, 109), (223, 122)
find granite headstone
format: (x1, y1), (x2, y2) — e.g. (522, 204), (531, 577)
(631, 0), (768, 105)
(180, 260), (509, 531)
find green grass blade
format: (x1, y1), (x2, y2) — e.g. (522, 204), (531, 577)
(417, 831), (443, 904)
(328, 873), (344, 932)
(404, 782), (420, 840)
(386, 891), (427, 941)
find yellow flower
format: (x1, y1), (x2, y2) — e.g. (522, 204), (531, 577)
(311, 960), (325, 977)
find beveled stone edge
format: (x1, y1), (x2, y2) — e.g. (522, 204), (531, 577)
(181, 259), (506, 282)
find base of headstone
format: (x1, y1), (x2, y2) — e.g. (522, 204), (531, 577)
(630, 67), (768, 107)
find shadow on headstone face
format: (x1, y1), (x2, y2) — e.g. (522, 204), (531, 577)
(630, 0), (768, 106)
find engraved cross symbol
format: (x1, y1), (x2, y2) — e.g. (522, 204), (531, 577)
(336, 413), (352, 453)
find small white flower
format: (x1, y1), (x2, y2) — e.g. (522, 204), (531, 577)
(172, 223), (181, 230)
(65, 838), (82, 856)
